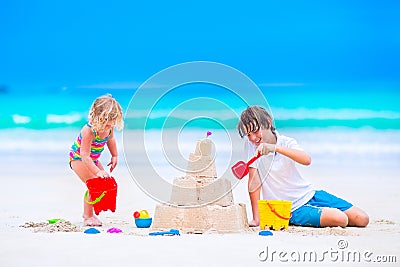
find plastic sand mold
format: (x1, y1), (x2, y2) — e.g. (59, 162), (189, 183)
(84, 228), (101, 234)
(48, 218), (63, 224)
(149, 229), (180, 236)
(107, 227), (122, 233)
(259, 230), (273, 236)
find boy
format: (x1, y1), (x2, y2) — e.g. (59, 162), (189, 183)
(237, 106), (369, 227)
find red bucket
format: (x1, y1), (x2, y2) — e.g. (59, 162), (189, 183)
(85, 177), (117, 215)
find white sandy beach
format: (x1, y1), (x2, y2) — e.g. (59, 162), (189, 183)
(0, 128), (399, 267)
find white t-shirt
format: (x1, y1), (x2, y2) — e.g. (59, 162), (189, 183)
(245, 131), (315, 211)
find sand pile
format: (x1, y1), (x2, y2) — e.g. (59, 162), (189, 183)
(285, 226), (358, 236)
(20, 220), (82, 233)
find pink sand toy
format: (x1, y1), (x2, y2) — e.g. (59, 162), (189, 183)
(85, 177), (118, 215)
(231, 153), (261, 179)
(107, 227), (122, 233)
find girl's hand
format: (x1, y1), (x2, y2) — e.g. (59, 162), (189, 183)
(256, 143), (276, 156)
(96, 170), (110, 179)
(107, 156), (118, 173)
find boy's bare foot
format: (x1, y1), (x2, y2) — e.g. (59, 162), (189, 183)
(248, 219), (260, 227)
(83, 215), (102, 226)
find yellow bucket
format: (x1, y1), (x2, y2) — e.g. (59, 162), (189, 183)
(258, 200), (292, 230)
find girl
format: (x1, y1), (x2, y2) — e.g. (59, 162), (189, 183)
(69, 94), (124, 226)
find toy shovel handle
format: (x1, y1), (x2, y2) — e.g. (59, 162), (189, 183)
(247, 153), (261, 166)
(84, 190), (107, 205)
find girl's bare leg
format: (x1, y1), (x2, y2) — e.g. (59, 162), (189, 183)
(70, 160), (102, 226)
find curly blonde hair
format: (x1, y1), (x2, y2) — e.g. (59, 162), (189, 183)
(88, 94), (124, 132)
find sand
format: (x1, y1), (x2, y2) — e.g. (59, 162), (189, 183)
(0, 129), (399, 267)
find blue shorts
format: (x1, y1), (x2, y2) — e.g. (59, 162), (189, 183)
(289, 190), (353, 227)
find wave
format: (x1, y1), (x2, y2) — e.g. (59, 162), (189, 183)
(4, 113), (87, 129)
(125, 107), (400, 120)
(2, 108), (400, 130)
(272, 108), (400, 120)
(12, 114), (31, 124)
(46, 114), (83, 124)
(1, 129), (399, 170)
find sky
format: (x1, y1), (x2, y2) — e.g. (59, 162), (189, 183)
(1, 0), (399, 91)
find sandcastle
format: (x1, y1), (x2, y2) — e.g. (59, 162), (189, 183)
(151, 137), (249, 233)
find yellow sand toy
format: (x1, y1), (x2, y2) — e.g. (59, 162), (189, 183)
(258, 200), (292, 230)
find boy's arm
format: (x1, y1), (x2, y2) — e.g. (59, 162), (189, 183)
(257, 143), (311, 166)
(276, 145), (311, 165)
(248, 167), (262, 226)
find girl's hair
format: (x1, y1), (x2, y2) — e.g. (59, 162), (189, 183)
(88, 94), (124, 131)
(237, 106), (275, 138)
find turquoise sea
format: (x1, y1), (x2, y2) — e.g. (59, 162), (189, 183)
(1, 82), (399, 131)
(1, 81), (399, 156)
(1, 81), (399, 184)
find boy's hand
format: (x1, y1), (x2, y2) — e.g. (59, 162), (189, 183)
(256, 143), (276, 156)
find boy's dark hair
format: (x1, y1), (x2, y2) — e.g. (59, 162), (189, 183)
(237, 106), (275, 138)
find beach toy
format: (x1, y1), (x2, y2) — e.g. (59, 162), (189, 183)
(259, 230), (273, 236)
(48, 218), (63, 224)
(139, 210), (150, 218)
(133, 210), (150, 218)
(135, 218), (152, 228)
(149, 229), (180, 236)
(84, 227), (101, 234)
(231, 153), (261, 179)
(133, 210), (152, 227)
(258, 200), (292, 230)
(85, 177), (118, 215)
(107, 227), (122, 233)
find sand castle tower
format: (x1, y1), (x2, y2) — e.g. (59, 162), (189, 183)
(151, 137), (249, 233)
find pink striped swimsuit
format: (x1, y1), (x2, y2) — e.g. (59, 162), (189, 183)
(69, 123), (111, 165)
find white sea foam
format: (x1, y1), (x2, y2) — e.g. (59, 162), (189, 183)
(271, 108), (400, 120)
(124, 107), (400, 121)
(1, 128), (399, 153)
(12, 114), (31, 124)
(46, 113), (83, 124)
